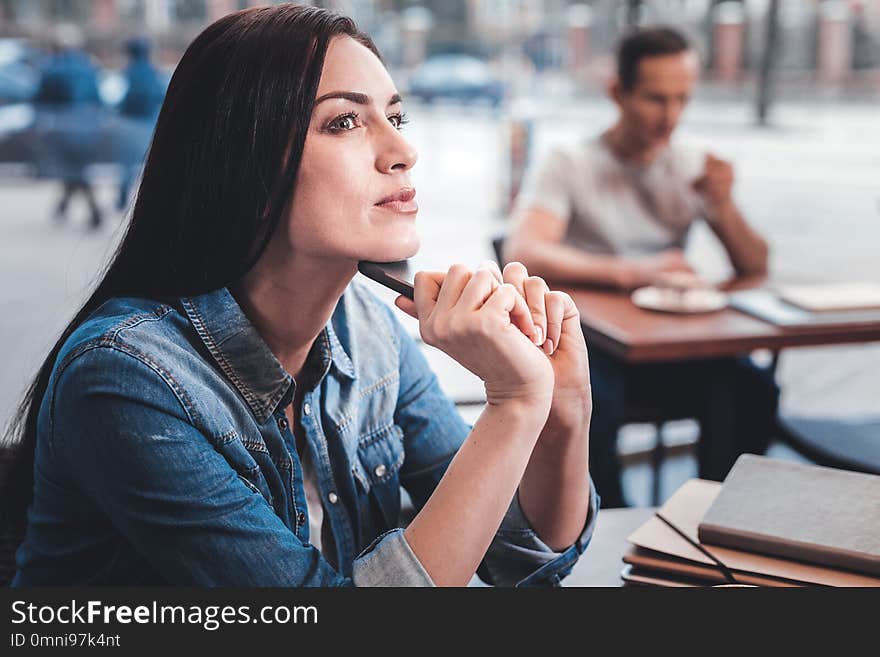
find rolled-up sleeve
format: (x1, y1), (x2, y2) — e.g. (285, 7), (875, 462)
(478, 478), (599, 587)
(352, 529), (434, 587)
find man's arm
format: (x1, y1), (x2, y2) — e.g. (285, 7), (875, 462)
(696, 155), (769, 276)
(704, 199), (769, 276)
(504, 207), (694, 290)
(503, 208), (633, 288)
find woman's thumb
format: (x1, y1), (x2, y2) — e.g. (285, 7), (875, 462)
(394, 295), (419, 319)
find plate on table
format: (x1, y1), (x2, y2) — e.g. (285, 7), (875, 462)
(631, 286), (728, 314)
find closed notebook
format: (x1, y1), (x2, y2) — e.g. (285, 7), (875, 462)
(698, 455), (880, 576)
(622, 546), (802, 587)
(628, 478), (880, 586)
(777, 282), (880, 312)
(620, 564), (704, 588)
(729, 289), (880, 328)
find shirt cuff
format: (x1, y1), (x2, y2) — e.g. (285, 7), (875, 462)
(351, 528), (435, 587)
(480, 477), (600, 587)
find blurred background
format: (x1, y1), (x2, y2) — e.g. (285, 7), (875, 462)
(0, 0), (878, 506)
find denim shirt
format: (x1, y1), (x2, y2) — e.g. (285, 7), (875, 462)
(13, 281), (597, 586)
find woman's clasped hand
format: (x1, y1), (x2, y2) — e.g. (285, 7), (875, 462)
(394, 261), (591, 420)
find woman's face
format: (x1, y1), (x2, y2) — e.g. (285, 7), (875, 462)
(286, 36), (419, 263)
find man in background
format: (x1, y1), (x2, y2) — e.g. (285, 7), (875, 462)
(505, 27), (779, 507)
(116, 37), (165, 211)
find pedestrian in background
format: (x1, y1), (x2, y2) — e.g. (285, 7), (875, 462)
(116, 37), (164, 211)
(32, 24), (104, 229)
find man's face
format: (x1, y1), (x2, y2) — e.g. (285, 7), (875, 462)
(613, 51), (699, 151)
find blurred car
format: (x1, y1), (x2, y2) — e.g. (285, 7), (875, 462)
(0, 39), (43, 105)
(408, 54), (504, 106)
(99, 69), (128, 107)
(99, 67), (172, 108)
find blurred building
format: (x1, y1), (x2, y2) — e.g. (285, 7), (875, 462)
(0, 0), (877, 87)
(0, 1), (382, 65)
(397, 0), (880, 90)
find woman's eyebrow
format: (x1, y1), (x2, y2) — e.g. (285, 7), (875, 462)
(314, 91), (403, 107)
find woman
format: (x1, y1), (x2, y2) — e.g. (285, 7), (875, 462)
(4, 5), (595, 587)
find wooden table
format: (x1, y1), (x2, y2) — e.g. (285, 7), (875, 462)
(565, 286), (880, 363)
(564, 507), (655, 587)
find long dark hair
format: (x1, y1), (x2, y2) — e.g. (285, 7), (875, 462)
(1, 5), (379, 529)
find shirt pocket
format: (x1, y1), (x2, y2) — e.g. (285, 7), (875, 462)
(352, 422), (405, 529)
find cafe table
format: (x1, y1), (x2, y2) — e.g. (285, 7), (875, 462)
(559, 277), (880, 485)
(562, 279), (880, 364)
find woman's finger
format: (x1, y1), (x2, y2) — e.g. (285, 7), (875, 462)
(477, 261), (502, 295)
(544, 291), (566, 355)
(458, 267), (498, 310)
(483, 283), (535, 338)
(435, 264), (472, 312)
(394, 295), (419, 319)
(502, 261), (529, 297)
(523, 276), (549, 346)
(502, 261), (540, 341)
(481, 260), (504, 285)
(413, 270), (444, 320)
(546, 290), (582, 354)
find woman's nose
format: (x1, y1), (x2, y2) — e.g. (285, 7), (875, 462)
(375, 125), (418, 173)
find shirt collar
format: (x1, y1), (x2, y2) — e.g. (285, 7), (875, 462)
(180, 287), (356, 423)
(323, 318), (357, 380)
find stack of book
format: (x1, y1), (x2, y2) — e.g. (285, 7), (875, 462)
(620, 455), (880, 587)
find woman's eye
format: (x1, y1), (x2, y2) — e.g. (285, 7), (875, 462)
(327, 113), (359, 132)
(388, 112), (409, 130)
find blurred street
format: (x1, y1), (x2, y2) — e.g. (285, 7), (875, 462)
(2, 97), (878, 504)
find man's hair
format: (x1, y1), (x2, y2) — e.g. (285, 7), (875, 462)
(616, 27), (691, 91)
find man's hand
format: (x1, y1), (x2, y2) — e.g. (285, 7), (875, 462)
(691, 153), (770, 276)
(692, 153), (735, 218)
(617, 248), (699, 290)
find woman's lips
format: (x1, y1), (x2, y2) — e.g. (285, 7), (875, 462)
(375, 188), (418, 214)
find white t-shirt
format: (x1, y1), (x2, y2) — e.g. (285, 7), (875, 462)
(296, 429), (334, 561)
(300, 446), (326, 552)
(515, 134), (707, 257)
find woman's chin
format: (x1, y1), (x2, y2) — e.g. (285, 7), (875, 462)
(362, 234), (420, 263)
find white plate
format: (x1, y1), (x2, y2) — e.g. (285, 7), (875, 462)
(631, 286), (728, 314)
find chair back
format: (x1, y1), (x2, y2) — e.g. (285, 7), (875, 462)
(0, 445), (24, 586)
(491, 235), (505, 265)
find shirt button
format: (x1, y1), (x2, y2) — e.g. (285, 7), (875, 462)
(297, 511), (306, 526)
(374, 463), (387, 478)
(327, 491), (339, 505)
(302, 402), (311, 416)
(277, 416), (288, 431)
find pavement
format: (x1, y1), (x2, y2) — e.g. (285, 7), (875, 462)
(1, 97), (878, 506)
